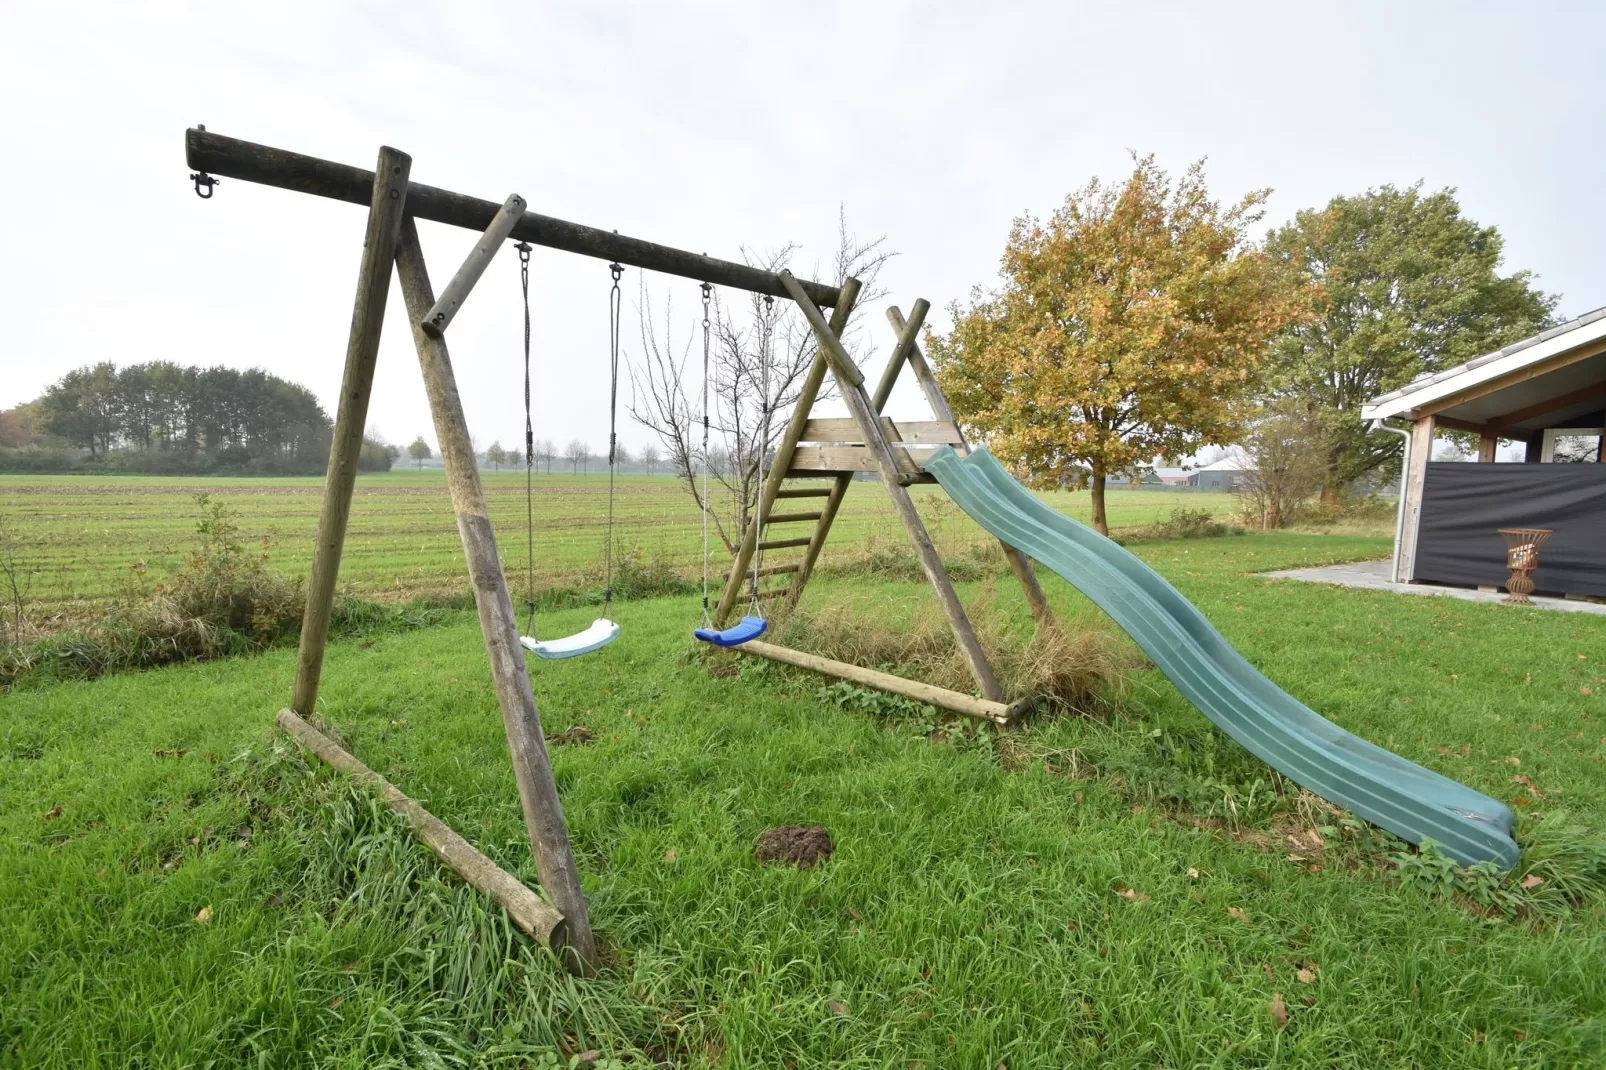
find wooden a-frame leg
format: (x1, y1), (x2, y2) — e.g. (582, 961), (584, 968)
(887, 306), (1054, 627)
(291, 146), (412, 717)
(394, 217), (597, 976)
(713, 280), (863, 625)
(786, 298), (933, 608)
(780, 273), (1006, 703)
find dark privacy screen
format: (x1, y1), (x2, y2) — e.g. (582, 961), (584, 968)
(1414, 462), (1606, 598)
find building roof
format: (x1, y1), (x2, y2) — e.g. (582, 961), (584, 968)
(1361, 306), (1606, 431)
(1191, 454), (1255, 473)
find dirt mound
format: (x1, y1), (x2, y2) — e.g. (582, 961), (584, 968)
(755, 825), (834, 869)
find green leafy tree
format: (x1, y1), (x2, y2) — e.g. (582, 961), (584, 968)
(41, 362), (122, 458)
(929, 155), (1313, 534)
(408, 435), (432, 469)
(1264, 183), (1558, 493)
(485, 441), (506, 470)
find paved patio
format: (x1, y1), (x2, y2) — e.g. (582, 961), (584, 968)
(1260, 559), (1606, 617)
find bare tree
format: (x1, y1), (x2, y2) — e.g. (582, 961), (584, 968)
(640, 443), (661, 475)
(536, 438), (555, 474)
(628, 209), (894, 552)
(1237, 399), (1335, 529)
(565, 438), (588, 474)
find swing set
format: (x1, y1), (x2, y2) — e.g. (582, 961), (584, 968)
(186, 128), (1051, 973)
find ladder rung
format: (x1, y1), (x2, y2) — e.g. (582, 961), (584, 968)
(723, 563), (799, 580)
(753, 587), (791, 600)
(775, 486), (832, 499)
(758, 537), (812, 550)
(766, 510), (823, 524)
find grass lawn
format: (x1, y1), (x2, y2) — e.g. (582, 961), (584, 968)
(0, 471), (1236, 616)
(3, 532), (1603, 1066)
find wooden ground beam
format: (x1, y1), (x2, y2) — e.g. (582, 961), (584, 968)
(277, 709), (566, 947)
(887, 306), (1054, 627)
(291, 146), (411, 718)
(735, 642), (1029, 724)
(395, 218), (597, 975)
(780, 272), (1007, 703)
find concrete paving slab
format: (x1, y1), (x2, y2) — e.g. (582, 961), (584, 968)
(1260, 559), (1606, 617)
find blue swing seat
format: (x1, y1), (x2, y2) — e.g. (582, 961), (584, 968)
(694, 615), (768, 648)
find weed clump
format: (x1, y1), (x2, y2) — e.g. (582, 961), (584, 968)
(778, 586), (1128, 713)
(0, 496), (465, 689)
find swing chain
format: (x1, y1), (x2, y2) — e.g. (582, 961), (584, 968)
(518, 241), (537, 636)
(603, 263), (624, 612)
(750, 293), (775, 614)
(700, 281), (713, 624)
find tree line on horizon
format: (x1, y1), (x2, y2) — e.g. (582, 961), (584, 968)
(0, 362), (398, 475)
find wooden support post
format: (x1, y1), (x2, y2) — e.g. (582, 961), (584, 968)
(713, 279), (862, 624)
(291, 146), (411, 718)
(394, 218), (597, 975)
(786, 299), (934, 607)
(781, 273), (1006, 703)
(277, 709), (566, 947)
(1478, 433), (1498, 463)
(422, 193), (527, 337)
(736, 641), (1029, 724)
(1396, 415), (1435, 583)
(887, 306), (1054, 627)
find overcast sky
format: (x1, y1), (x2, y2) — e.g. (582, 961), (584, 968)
(5, 2), (1603, 456)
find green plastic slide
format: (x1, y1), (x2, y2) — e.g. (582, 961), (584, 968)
(925, 446), (1519, 869)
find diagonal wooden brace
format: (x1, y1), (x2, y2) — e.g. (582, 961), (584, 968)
(421, 193), (527, 337)
(779, 272), (1006, 702)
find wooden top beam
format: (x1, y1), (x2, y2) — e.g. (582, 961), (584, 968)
(184, 127), (844, 309)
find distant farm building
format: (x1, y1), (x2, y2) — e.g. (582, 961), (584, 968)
(1187, 455), (1255, 490)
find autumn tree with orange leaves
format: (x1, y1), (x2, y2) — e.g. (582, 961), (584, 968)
(928, 156), (1313, 534)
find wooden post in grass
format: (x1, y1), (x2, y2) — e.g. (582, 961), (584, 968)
(780, 272), (1006, 703)
(393, 217), (597, 975)
(291, 146), (411, 718)
(887, 305), (1054, 627)
(277, 709), (567, 947)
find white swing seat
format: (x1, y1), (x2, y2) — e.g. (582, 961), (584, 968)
(519, 618), (621, 660)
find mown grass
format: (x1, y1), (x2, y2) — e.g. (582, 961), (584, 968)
(3, 531), (1604, 1066)
(0, 470), (1236, 616)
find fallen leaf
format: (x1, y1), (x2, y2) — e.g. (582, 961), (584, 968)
(1583, 688), (1593, 696)
(574, 1052), (602, 1066)
(828, 999), (849, 1017)
(1073, 791), (1083, 804)
(661, 848), (677, 864)
(1514, 1031), (1527, 1042)
(1269, 992), (1288, 1029)
(846, 906), (861, 920)
(1227, 906), (1248, 923)
(1514, 796), (1532, 806)
(1504, 755), (1522, 766)
(1296, 968), (1316, 983)
(194, 905), (213, 923)
(1186, 867), (1200, 879)
(1520, 873), (1545, 889)
(1112, 883), (1150, 903)
(329, 996), (344, 1010)
(1511, 775), (1543, 798)
(43, 805), (62, 820)
(1261, 963), (1274, 980)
